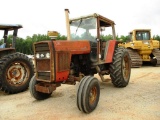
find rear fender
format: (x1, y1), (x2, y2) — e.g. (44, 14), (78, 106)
(0, 48), (15, 58)
(103, 40), (117, 63)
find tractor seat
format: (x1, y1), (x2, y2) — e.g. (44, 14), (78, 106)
(0, 43), (6, 48)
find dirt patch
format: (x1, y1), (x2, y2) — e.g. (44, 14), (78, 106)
(0, 66), (160, 120)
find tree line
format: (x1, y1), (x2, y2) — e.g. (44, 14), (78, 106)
(0, 34), (67, 54)
(0, 34), (160, 55)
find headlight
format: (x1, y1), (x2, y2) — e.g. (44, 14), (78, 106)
(36, 53), (40, 58)
(40, 53), (45, 58)
(36, 53), (50, 58)
(46, 53), (50, 58)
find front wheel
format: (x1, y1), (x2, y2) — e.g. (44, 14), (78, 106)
(29, 75), (52, 100)
(77, 76), (100, 113)
(109, 47), (131, 87)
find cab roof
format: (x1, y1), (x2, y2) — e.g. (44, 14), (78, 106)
(70, 13), (115, 27)
(0, 24), (23, 30)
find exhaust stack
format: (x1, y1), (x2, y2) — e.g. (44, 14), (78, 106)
(65, 9), (71, 40)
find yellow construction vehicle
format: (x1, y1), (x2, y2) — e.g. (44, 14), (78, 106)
(119, 29), (160, 67)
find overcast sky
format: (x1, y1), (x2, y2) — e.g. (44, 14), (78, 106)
(0, 0), (160, 38)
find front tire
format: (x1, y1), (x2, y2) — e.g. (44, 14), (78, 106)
(0, 52), (34, 94)
(109, 47), (131, 87)
(77, 76), (100, 113)
(29, 75), (52, 100)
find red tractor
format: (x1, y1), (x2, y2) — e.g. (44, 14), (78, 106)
(29, 9), (131, 113)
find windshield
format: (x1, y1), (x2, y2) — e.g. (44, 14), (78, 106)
(70, 17), (97, 41)
(136, 31), (150, 40)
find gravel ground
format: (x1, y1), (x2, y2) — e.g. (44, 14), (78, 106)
(0, 66), (160, 120)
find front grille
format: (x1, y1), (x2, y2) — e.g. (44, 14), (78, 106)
(35, 43), (52, 81)
(36, 59), (50, 71)
(35, 43), (49, 52)
(37, 72), (50, 80)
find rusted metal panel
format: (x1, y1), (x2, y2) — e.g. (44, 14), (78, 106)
(54, 51), (71, 82)
(36, 59), (50, 71)
(34, 42), (54, 82)
(35, 83), (56, 93)
(35, 43), (49, 52)
(57, 52), (70, 72)
(55, 70), (70, 82)
(104, 40), (117, 63)
(37, 72), (50, 80)
(53, 40), (90, 54)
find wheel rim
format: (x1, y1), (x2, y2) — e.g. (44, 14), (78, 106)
(122, 55), (130, 81)
(6, 61), (30, 86)
(89, 86), (97, 105)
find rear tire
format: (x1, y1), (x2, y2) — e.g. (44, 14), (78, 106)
(29, 75), (52, 100)
(0, 52), (34, 94)
(109, 47), (131, 87)
(77, 76), (100, 113)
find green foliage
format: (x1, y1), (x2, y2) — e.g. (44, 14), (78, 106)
(15, 34), (51, 54)
(100, 34), (130, 43)
(5, 35), (12, 47)
(57, 33), (67, 40)
(100, 34), (113, 41)
(1, 33), (160, 55)
(0, 33), (67, 55)
(153, 35), (160, 41)
(119, 35), (130, 42)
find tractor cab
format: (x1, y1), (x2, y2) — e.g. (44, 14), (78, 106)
(0, 24), (22, 48)
(135, 30), (150, 40)
(70, 14), (116, 41)
(126, 29), (151, 43)
(131, 29), (151, 42)
(69, 13), (116, 62)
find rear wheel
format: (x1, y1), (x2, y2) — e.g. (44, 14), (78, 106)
(109, 47), (131, 87)
(29, 75), (52, 100)
(0, 52), (34, 94)
(77, 76), (100, 113)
